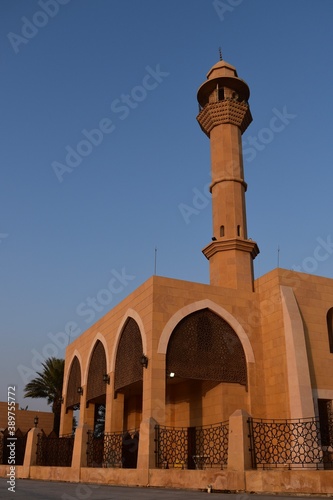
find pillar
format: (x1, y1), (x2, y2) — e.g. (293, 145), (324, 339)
(227, 409), (252, 471)
(22, 426), (40, 478)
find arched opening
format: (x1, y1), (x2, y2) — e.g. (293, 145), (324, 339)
(114, 318), (144, 468)
(115, 318), (144, 428)
(166, 308), (248, 429)
(64, 356), (82, 435)
(327, 308), (333, 353)
(217, 85), (224, 101)
(86, 341), (107, 437)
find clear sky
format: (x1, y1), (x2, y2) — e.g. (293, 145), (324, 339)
(0, 0), (332, 412)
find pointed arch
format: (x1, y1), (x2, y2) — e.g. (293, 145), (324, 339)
(63, 349), (83, 394)
(110, 309), (147, 372)
(157, 299), (255, 364)
(166, 308), (247, 385)
(65, 355), (82, 410)
(85, 340), (107, 404)
(114, 317), (144, 393)
(83, 332), (109, 385)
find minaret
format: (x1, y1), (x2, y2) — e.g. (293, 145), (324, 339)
(197, 56), (259, 291)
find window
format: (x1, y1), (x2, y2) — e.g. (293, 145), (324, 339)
(327, 308), (333, 353)
(217, 86), (224, 101)
(220, 225), (225, 237)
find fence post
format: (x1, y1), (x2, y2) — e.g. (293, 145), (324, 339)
(137, 417), (158, 471)
(227, 409), (252, 472)
(22, 427), (40, 477)
(71, 423), (89, 477)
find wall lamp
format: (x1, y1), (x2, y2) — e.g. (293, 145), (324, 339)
(140, 354), (148, 369)
(169, 372), (175, 378)
(103, 373), (110, 384)
(34, 416), (39, 428)
(77, 387), (83, 395)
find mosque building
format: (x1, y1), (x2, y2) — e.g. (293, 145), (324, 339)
(54, 56), (333, 491)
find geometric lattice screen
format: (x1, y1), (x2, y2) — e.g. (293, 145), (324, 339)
(114, 318), (143, 392)
(86, 340), (107, 403)
(166, 308), (247, 386)
(66, 356), (82, 410)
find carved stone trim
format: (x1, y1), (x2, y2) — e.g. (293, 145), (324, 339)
(197, 100), (252, 136)
(202, 238), (259, 260)
(210, 176), (247, 192)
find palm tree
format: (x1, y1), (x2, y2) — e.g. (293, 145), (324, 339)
(24, 357), (64, 436)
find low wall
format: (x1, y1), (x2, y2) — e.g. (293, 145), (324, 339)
(29, 466), (79, 483)
(245, 469), (333, 496)
(80, 467), (148, 487)
(0, 465), (27, 479)
(148, 468), (244, 491)
(0, 465), (333, 495)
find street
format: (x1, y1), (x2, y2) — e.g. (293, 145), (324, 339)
(0, 478), (329, 500)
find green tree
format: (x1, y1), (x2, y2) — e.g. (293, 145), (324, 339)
(24, 357), (64, 436)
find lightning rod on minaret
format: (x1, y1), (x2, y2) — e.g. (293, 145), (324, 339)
(154, 247), (157, 275)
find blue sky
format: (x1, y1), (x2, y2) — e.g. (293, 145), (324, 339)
(0, 0), (332, 412)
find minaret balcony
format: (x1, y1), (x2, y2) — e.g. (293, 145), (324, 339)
(197, 99), (252, 137)
(202, 238), (259, 261)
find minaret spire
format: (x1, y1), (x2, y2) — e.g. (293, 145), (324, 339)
(196, 58), (259, 291)
(219, 47), (223, 61)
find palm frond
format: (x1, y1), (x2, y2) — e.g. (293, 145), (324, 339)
(24, 357), (64, 408)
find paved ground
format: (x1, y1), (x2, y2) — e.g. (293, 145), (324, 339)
(0, 478), (330, 500)
(1, 479), (215, 499)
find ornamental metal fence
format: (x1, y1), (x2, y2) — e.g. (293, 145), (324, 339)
(86, 429), (139, 468)
(155, 422), (229, 469)
(248, 417), (333, 469)
(36, 431), (74, 467)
